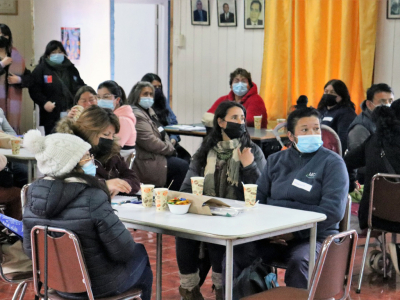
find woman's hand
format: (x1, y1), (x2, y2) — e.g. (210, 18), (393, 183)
(7, 74), (21, 85)
(44, 101), (56, 113)
(238, 147), (254, 168)
(106, 178), (132, 198)
(269, 233), (294, 245)
(1, 56), (12, 67)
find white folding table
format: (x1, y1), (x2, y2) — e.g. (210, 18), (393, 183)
(0, 148), (36, 183)
(114, 200), (326, 300)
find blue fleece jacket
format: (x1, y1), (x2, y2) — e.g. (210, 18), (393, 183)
(256, 146), (348, 241)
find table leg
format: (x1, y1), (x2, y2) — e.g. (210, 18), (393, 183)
(156, 233), (162, 300)
(225, 240), (233, 300)
(27, 161), (32, 183)
(308, 223), (317, 289)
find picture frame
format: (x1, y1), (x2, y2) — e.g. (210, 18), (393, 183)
(0, 0), (18, 15)
(387, 0), (400, 19)
(191, 0), (210, 26)
(217, 0), (237, 27)
(244, 0), (265, 29)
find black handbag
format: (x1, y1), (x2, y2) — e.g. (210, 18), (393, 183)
(0, 162), (14, 188)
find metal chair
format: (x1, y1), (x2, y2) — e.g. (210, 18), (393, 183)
(126, 150), (136, 170)
(356, 173), (400, 293)
(31, 225), (142, 300)
(241, 230), (358, 300)
(20, 184), (30, 210)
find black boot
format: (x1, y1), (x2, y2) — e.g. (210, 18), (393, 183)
(179, 285), (204, 300)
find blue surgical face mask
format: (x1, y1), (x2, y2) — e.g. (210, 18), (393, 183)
(232, 82), (248, 97)
(49, 53), (65, 64)
(81, 160), (97, 176)
(139, 97), (154, 109)
(294, 135), (323, 153)
(97, 99), (115, 110)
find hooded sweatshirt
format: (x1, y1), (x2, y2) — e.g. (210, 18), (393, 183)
(114, 105), (137, 148)
(22, 178), (148, 298)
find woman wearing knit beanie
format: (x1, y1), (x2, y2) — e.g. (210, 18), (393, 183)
(22, 129), (153, 299)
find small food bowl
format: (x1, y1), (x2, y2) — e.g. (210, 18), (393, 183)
(168, 203), (191, 215)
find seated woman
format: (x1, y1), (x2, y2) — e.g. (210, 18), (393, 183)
(127, 81), (189, 191)
(22, 130), (152, 299)
(176, 101), (266, 300)
(345, 104), (400, 232)
(67, 86), (98, 119)
(97, 80), (136, 159)
(317, 79), (356, 154)
(202, 68), (268, 128)
(57, 105), (140, 197)
(233, 107), (348, 290)
(0, 154), (21, 220)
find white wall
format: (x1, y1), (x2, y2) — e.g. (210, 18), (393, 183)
(374, 0), (400, 97)
(172, 0), (265, 154)
(33, 0), (111, 89)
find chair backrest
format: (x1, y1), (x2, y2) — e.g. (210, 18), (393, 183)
(126, 150), (136, 169)
(309, 230), (358, 300)
(20, 183), (30, 209)
(339, 195), (352, 232)
(31, 225), (94, 299)
(368, 173), (400, 227)
(321, 125), (342, 157)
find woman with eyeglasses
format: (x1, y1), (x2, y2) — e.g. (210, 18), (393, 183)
(23, 130), (152, 299)
(202, 68), (268, 128)
(29, 40), (85, 135)
(56, 105), (140, 197)
(176, 101), (266, 299)
(96, 80), (137, 159)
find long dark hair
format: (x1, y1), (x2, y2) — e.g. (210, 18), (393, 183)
(0, 24), (13, 55)
(193, 101), (252, 173)
(372, 106), (400, 146)
(98, 80), (127, 107)
(141, 73), (170, 126)
(317, 79), (355, 110)
(39, 40), (67, 63)
(74, 86), (97, 105)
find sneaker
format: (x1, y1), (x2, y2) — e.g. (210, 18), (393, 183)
(179, 285), (204, 300)
(389, 242), (400, 275)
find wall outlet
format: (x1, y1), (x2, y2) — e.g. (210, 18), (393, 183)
(174, 34), (185, 48)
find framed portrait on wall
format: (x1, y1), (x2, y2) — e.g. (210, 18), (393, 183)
(191, 0), (210, 26)
(388, 0), (400, 18)
(244, 0), (265, 29)
(217, 0), (237, 27)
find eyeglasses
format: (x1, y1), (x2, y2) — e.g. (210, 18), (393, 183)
(96, 94), (115, 100)
(79, 98), (97, 104)
(79, 154), (94, 164)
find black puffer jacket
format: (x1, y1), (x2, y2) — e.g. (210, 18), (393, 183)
(23, 178), (148, 297)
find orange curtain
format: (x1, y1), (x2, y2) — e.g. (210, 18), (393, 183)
(260, 0), (379, 122)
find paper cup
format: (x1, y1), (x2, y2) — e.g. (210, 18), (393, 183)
(243, 184), (257, 207)
(11, 139), (21, 155)
(154, 188), (168, 212)
(141, 184), (155, 207)
(191, 177), (204, 196)
(254, 116), (262, 130)
(72, 105), (84, 121)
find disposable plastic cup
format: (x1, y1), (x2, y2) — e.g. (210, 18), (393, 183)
(191, 177), (204, 196)
(141, 184), (155, 207)
(243, 184), (257, 207)
(154, 188), (168, 211)
(254, 116), (262, 130)
(11, 139), (21, 155)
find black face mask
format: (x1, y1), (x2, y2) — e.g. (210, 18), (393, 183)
(0, 36), (9, 49)
(223, 121), (246, 140)
(154, 88), (164, 104)
(92, 138), (114, 157)
(322, 94), (337, 107)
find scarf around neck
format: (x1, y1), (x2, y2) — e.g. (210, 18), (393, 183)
(203, 138), (241, 197)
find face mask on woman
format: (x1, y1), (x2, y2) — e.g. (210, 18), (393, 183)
(92, 138), (114, 157)
(49, 53), (65, 64)
(294, 135), (323, 153)
(139, 97), (154, 109)
(81, 160), (97, 176)
(232, 82), (248, 97)
(223, 121), (246, 139)
(322, 94), (337, 107)
(97, 99), (115, 110)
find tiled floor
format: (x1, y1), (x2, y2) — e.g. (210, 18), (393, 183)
(1, 230), (400, 299)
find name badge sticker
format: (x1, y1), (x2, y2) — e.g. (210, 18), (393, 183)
(292, 179), (313, 192)
(0, 118), (3, 124)
(323, 117), (333, 122)
(158, 126), (164, 132)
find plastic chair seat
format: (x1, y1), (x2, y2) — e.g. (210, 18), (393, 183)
(241, 287), (308, 299)
(4, 271), (32, 281)
(47, 287), (142, 300)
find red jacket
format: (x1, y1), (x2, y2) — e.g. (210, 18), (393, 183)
(207, 83), (268, 128)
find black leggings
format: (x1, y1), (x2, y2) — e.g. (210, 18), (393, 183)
(166, 156), (189, 191)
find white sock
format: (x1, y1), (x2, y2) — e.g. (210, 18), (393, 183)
(180, 270), (200, 291)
